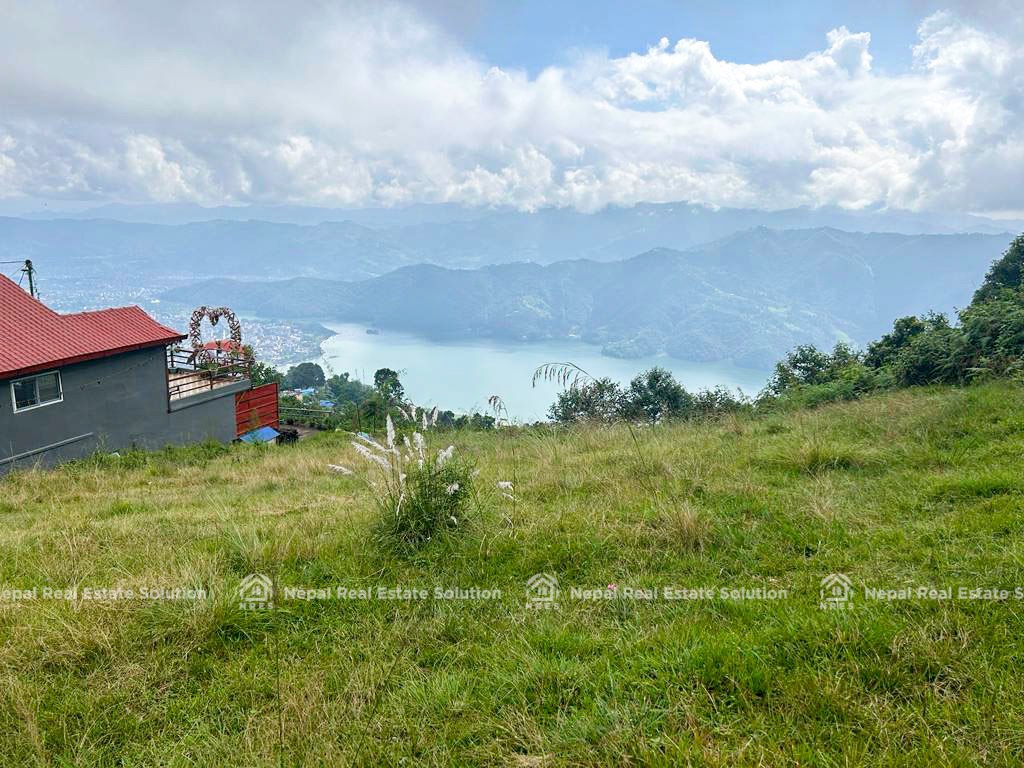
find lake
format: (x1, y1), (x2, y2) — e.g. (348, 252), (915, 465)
(317, 324), (770, 421)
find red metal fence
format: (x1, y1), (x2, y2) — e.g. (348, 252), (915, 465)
(235, 382), (280, 437)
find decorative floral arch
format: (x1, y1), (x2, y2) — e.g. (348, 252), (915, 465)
(188, 305), (244, 364)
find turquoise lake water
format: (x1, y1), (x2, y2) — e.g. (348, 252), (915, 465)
(317, 324), (769, 421)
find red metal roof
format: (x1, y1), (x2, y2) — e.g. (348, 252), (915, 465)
(0, 275), (186, 379)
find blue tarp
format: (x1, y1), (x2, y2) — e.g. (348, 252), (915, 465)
(319, 400), (335, 408)
(239, 426), (280, 444)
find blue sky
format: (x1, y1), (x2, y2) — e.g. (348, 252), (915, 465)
(438, 1), (948, 75)
(0, 1), (1021, 215)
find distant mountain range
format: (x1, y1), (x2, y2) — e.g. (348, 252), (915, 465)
(162, 227), (1013, 368)
(2, 201), (1018, 282)
(0, 217), (418, 281)
(13, 200), (1024, 234)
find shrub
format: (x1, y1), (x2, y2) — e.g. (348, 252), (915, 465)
(764, 342), (865, 396)
(766, 361), (889, 409)
(545, 366), (747, 425)
(958, 288), (1024, 379)
(865, 316), (928, 369)
(380, 455), (474, 551)
(973, 233), (1024, 304)
(342, 415), (475, 552)
(691, 385), (746, 417)
(548, 377), (624, 423)
(621, 367), (692, 423)
(893, 315), (965, 386)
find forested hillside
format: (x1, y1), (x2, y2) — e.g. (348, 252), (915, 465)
(166, 227), (1012, 367)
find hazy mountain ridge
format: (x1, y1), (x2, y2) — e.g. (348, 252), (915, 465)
(162, 227), (1012, 367)
(16, 200), (1022, 235)
(0, 217), (416, 281)
(3, 202), (1018, 283)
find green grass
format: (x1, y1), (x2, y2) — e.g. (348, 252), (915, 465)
(2, 382), (1024, 766)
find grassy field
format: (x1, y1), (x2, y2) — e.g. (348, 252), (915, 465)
(2, 382), (1024, 766)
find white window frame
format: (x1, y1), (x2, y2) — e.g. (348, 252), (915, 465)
(10, 370), (63, 413)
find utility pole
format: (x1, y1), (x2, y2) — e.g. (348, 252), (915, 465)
(22, 259), (36, 298)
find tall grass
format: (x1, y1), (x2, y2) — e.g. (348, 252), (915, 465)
(343, 414), (475, 551)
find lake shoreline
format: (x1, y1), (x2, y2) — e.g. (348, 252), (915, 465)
(308, 322), (770, 421)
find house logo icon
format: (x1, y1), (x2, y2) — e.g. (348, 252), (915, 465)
(238, 573), (274, 610)
(819, 573), (853, 610)
(526, 572), (559, 610)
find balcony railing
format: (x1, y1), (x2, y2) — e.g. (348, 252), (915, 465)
(166, 346), (251, 402)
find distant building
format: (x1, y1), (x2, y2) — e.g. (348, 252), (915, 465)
(0, 276), (277, 474)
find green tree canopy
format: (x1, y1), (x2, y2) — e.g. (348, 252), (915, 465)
(622, 367), (692, 423)
(865, 316), (928, 369)
(373, 367), (405, 402)
(249, 361), (284, 387)
(549, 377), (624, 424)
(973, 233), (1024, 304)
(326, 372), (375, 405)
(284, 362), (326, 389)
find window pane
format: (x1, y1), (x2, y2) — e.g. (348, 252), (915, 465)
(12, 379), (37, 409)
(36, 373), (61, 403)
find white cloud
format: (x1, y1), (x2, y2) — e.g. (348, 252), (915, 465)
(0, 1), (1021, 214)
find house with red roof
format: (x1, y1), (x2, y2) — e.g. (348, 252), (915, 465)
(0, 276), (271, 473)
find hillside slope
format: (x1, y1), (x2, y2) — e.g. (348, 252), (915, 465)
(2, 383), (1023, 765)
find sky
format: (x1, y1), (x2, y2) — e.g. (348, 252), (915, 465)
(0, 1), (1022, 216)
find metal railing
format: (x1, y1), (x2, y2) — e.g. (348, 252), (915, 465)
(166, 346), (251, 401)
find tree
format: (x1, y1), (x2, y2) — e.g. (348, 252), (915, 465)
(865, 316), (928, 369)
(373, 367), (405, 402)
(957, 289), (1024, 377)
(326, 372), (375, 405)
(549, 377), (624, 424)
(691, 386), (744, 416)
(893, 314), (964, 386)
(284, 362), (325, 389)
(250, 361), (284, 387)
(973, 233), (1024, 304)
(765, 345), (833, 395)
(622, 367), (692, 423)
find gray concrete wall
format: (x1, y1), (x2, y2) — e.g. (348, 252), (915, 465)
(0, 347), (244, 474)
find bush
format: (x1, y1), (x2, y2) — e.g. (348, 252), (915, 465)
(691, 385), (746, 417)
(765, 362), (889, 409)
(973, 233), (1024, 304)
(958, 288), (1024, 378)
(548, 368), (748, 425)
(621, 367), (692, 423)
(865, 316), (928, 369)
(345, 417), (475, 553)
(377, 455), (475, 551)
(549, 377), (624, 423)
(765, 342), (864, 396)
(893, 316), (964, 386)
